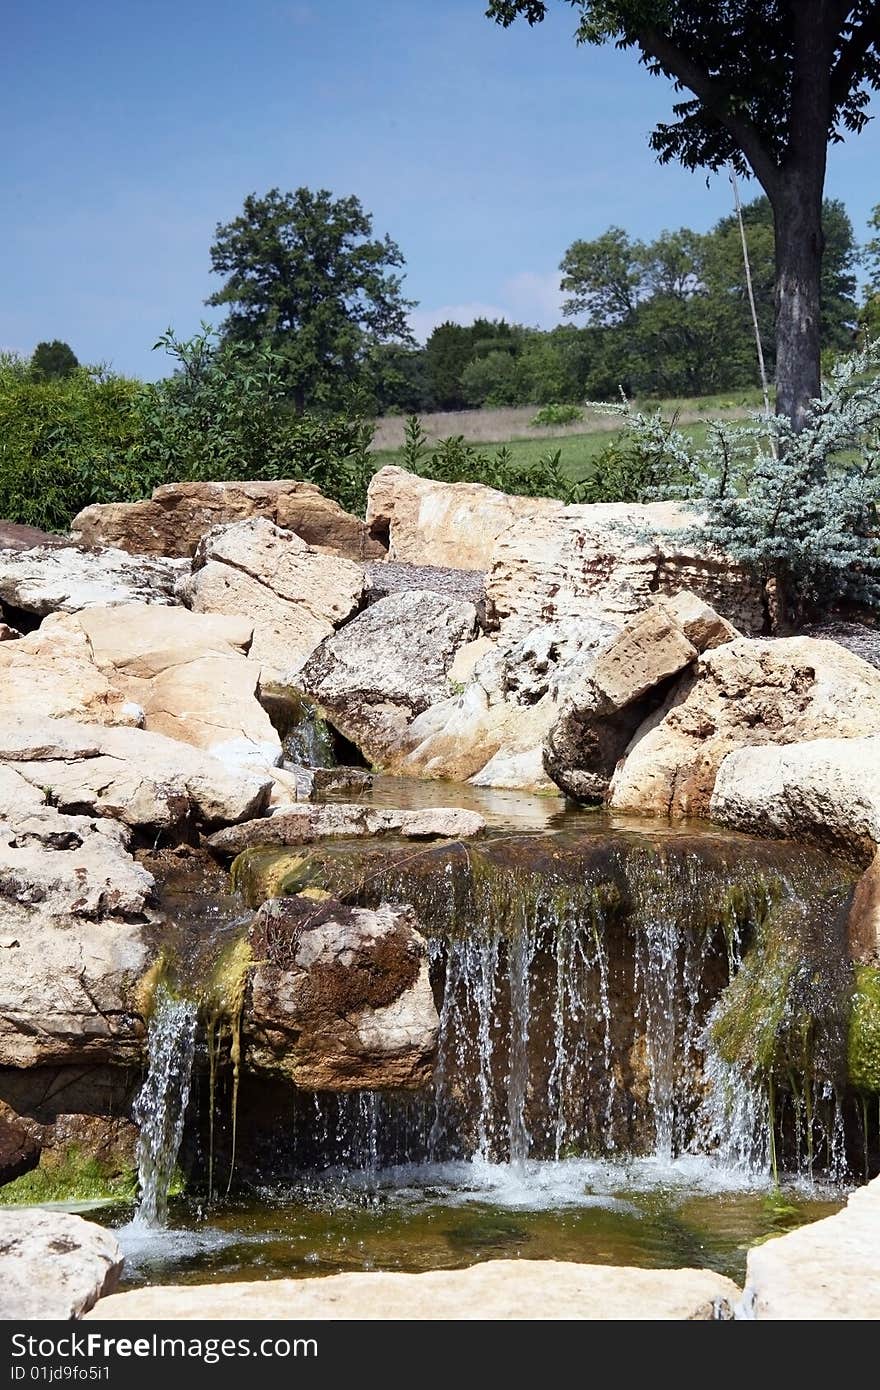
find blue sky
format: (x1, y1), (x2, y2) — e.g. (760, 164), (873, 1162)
(3, 0), (879, 379)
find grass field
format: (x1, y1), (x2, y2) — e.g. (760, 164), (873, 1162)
(368, 392), (765, 485)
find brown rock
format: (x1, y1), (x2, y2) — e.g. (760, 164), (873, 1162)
(0, 1100), (40, 1184)
(245, 896), (439, 1089)
(207, 802), (486, 856)
(610, 637), (880, 818)
(71, 480), (384, 562)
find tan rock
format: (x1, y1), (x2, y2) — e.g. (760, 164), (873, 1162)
(301, 589), (477, 766)
(245, 896), (439, 1089)
(206, 802), (486, 856)
(0, 622), (144, 728)
(36, 605), (281, 771)
(365, 465), (559, 569)
(398, 683), (559, 790)
(179, 518), (364, 683)
(0, 715), (272, 830)
(0, 1100), (40, 1184)
(488, 501), (764, 638)
(742, 1175), (880, 1320)
(89, 1258), (739, 1321)
(653, 590), (741, 651)
(610, 638), (880, 818)
(1, 1209), (123, 1319)
(72, 479), (384, 562)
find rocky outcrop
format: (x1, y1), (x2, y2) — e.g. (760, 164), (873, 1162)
(245, 895), (439, 1089)
(488, 500), (764, 639)
(301, 589), (478, 766)
(0, 1099), (39, 1183)
(0, 605), (282, 772)
(88, 1258), (739, 1320)
(1, 1209), (123, 1319)
(741, 1175), (880, 1319)
(610, 637), (880, 818)
(0, 544), (185, 617)
(207, 803), (486, 856)
(0, 716), (272, 832)
(179, 517), (364, 685)
(71, 479), (384, 562)
(363, 560), (486, 619)
(544, 593), (738, 802)
(366, 465), (557, 570)
(711, 736), (880, 965)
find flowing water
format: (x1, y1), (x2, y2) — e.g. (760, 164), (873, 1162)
(105, 786), (864, 1286)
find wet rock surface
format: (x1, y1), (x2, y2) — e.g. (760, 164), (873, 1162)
(206, 802), (486, 856)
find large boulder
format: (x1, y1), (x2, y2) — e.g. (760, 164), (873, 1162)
(710, 736), (880, 965)
(488, 500), (764, 638)
(0, 1209), (123, 1319)
(365, 465), (557, 569)
(0, 715), (272, 831)
(0, 604), (282, 773)
(0, 544), (185, 617)
(206, 803), (486, 856)
(178, 518), (364, 685)
(609, 637), (880, 818)
(544, 593), (738, 802)
(245, 895), (439, 1089)
(71, 479), (384, 562)
(741, 1175), (880, 1320)
(300, 589), (478, 767)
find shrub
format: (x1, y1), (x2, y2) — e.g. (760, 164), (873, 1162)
(397, 416), (580, 503)
(529, 402), (584, 428)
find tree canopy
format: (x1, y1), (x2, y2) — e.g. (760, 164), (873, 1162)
(207, 187), (415, 410)
(30, 340), (79, 381)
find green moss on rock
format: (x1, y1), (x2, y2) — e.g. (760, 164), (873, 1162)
(0, 1148), (138, 1206)
(849, 966), (880, 1093)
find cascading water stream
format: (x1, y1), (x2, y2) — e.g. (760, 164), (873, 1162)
(131, 987), (198, 1227)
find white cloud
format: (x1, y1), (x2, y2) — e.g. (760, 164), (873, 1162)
(408, 271), (564, 344)
(502, 270), (564, 326)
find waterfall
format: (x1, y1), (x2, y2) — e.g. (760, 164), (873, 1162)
(132, 987), (197, 1227)
(264, 831), (856, 1183)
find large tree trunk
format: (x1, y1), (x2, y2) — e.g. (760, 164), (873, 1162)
(772, 173), (825, 430)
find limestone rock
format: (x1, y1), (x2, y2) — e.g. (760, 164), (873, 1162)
(0, 715), (272, 831)
(288, 765), (373, 800)
(300, 589), (478, 766)
(543, 595), (725, 803)
(10, 604), (282, 772)
(610, 637), (880, 818)
(0, 621), (21, 641)
(742, 1175), (880, 1319)
(364, 560), (487, 621)
(365, 465), (559, 570)
(89, 1259), (739, 1321)
(71, 479), (384, 562)
(488, 500), (764, 639)
(207, 802), (486, 856)
(179, 517), (364, 684)
(245, 895), (439, 1089)
(0, 544), (185, 616)
(0, 1099), (40, 1184)
(0, 1209), (123, 1319)
(0, 520), (63, 551)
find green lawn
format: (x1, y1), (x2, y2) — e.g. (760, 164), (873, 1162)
(370, 420), (713, 485)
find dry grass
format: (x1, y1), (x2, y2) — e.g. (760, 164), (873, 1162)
(369, 396), (759, 452)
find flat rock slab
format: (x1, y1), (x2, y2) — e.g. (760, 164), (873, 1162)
(364, 561), (486, 618)
(0, 545), (186, 616)
(1, 1209), (122, 1319)
(88, 1259), (739, 1321)
(743, 1175), (880, 1319)
(207, 803), (487, 855)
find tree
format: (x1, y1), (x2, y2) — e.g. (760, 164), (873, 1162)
(207, 188), (415, 410)
(30, 340), (79, 381)
(487, 2), (880, 429)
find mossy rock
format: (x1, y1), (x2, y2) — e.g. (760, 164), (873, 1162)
(229, 847), (321, 907)
(0, 1147), (138, 1206)
(849, 965), (880, 1093)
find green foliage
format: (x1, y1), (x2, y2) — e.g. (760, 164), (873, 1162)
(0, 1149), (138, 1206)
(0, 356), (146, 531)
(207, 187), (414, 410)
(30, 339), (79, 381)
(581, 411), (695, 503)
(530, 402), (584, 427)
(398, 416), (581, 502)
(612, 342), (880, 622)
